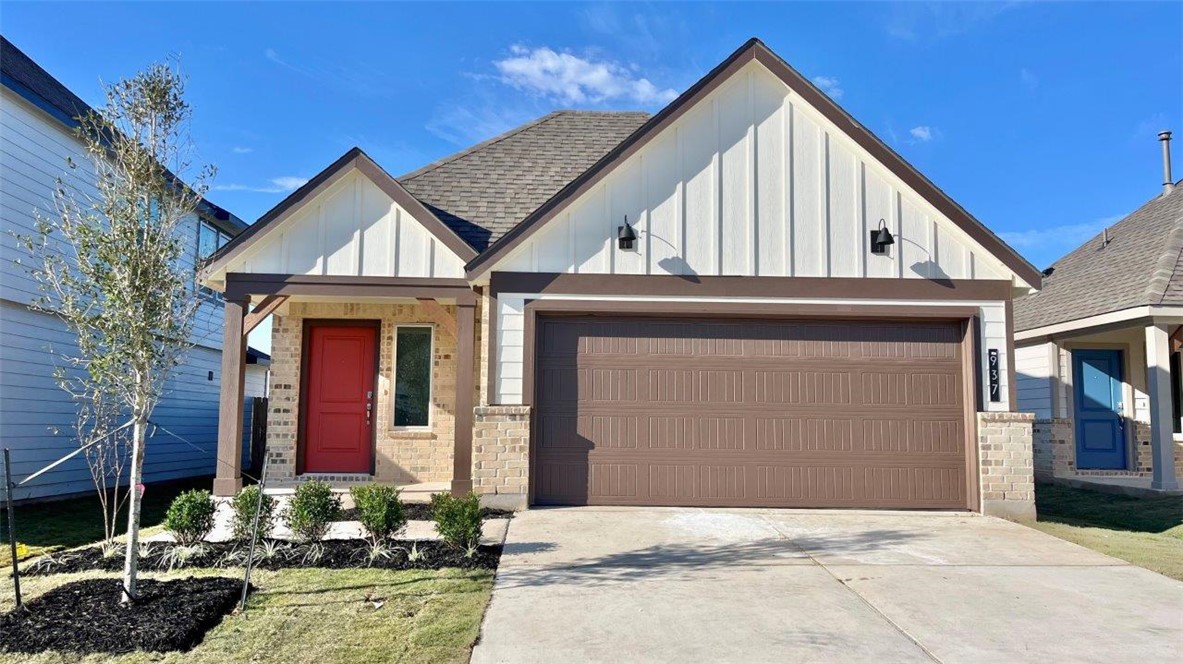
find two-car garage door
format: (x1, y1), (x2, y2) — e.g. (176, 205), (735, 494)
(532, 317), (972, 509)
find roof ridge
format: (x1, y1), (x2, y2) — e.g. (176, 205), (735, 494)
(397, 110), (615, 182)
(1146, 189), (1183, 304)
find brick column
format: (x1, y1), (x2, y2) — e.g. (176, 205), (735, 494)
(977, 412), (1036, 520)
(213, 296), (248, 496)
(451, 302), (476, 496)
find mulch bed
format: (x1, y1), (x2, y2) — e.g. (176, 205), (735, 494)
(22, 540), (502, 576)
(0, 577), (243, 655)
(339, 504), (514, 521)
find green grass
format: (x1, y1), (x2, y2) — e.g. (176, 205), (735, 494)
(0, 567), (494, 663)
(1, 476), (214, 566)
(1032, 483), (1183, 581)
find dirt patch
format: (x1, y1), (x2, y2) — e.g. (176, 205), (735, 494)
(23, 540), (502, 576)
(339, 504), (514, 522)
(0, 577), (242, 655)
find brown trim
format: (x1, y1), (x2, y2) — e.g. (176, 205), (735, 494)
(491, 271), (1013, 301)
(962, 318), (982, 512)
(199, 148), (476, 282)
(225, 273), (476, 304)
(1006, 298), (1018, 409)
(213, 296), (248, 496)
(451, 303), (476, 495)
(296, 319), (382, 476)
(466, 39), (1041, 289)
(521, 300), (983, 511)
(243, 294), (289, 335)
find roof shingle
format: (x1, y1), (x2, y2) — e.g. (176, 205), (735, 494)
(398, 110), (649, 251)
(1013, 185), (1183, 332)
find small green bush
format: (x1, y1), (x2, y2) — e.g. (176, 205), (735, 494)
(287, 480), (341, 542)
(230, 485), (279, 542)
(163, 489), (216, 546)
(350, 484), (407, 545)
(431, 491), (483, 555)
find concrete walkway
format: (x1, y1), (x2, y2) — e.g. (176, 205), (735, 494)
(472, 508), (1183, 664)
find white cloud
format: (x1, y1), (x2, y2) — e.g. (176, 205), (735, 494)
(231, 146), (253, 154)
(1020, 68), (1038, 91)
(811, 75), (843, 99)
(886, 2), (1020, 40)
(493, 45), (677, 106)
(1000, 215), (1123, 266)
(909, 126), (935, 142)
(213, 176), (308, 194)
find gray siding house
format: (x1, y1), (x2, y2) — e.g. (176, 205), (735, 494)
(0, 36), (252, 500)
(1014, 134), (1182, 493)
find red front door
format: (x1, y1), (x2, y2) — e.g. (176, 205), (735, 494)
(301, 322), (377, 474)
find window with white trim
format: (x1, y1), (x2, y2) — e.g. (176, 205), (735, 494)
(197, 219), (232, 298)
(393, 326), (433, 428)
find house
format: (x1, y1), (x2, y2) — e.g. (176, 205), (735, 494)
(200, 38), (1042, 519)
(0, 36), (252, 500)
(1014, 134), (1182, 494)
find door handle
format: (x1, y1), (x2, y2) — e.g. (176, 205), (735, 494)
(366, 390), (374, 425)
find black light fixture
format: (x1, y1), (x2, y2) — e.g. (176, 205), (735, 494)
(870, 218), (895, 255)
(618, 216), (637, 250)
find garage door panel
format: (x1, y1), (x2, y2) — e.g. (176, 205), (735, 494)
(533, 317), (970, 509)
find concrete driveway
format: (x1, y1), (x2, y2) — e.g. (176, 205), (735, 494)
(472, 508), (1182, 663)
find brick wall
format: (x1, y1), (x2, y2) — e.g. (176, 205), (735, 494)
(1032, 418), (1073, 481)
(472, 405), (530, 509)
(266, 301), (458, 485)
(977, 412), (1036, 521)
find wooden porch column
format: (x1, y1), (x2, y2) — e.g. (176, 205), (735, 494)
(451, 302), (476, 495)
(1145, 323), (1180, 491)
(213, 295), (249, 496)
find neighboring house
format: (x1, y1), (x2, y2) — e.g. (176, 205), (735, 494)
(245, 347), (271, 399)
(200, 39), (1043, 519)
(1014, 136), (1182, 493)
(0, 36), (250, 500)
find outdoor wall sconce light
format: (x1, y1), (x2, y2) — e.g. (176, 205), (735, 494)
(618, 216), (637, 250)
(870, 218), (895, 255)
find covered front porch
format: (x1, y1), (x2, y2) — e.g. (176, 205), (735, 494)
(211, 273), (477, 497)
(1027, 320), (1183, 493)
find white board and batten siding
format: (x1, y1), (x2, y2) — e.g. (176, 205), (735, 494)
(489, 61), (1020, 412)
(0, 87), (242, 499)
(218, 169), (466, 281)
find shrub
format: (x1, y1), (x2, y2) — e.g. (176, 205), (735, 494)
(431, 491), (483, 556)
(350, 484), (407, 545)
(287, 480), (341, 543)
(230, 485), (279, 542)
(163, 489), (216, 546)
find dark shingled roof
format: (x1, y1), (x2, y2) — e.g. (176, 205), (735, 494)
(0, 35), (245, 232)
(398, 110), (650, 251)
(1014, 184), (1183, 332)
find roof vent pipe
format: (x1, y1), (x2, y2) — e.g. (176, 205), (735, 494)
(1159, 130), (1174, 196)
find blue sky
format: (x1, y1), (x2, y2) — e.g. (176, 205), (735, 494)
(5, 1), (1181, 272)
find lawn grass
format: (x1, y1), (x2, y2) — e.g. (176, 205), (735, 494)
(1032, 483), (1183, 581)
(1, 476), (213, 566)
(0, 567), (494, 663)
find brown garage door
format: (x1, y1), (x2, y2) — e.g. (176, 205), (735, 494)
(532, 317), (972, 509)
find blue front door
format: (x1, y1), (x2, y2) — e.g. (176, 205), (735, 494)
(1073, 349), (1126, 470)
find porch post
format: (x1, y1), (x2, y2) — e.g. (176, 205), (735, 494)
(451, 302), (476, 495)
(213, 295), (249, 496)
(1145, 323), (1180, 491)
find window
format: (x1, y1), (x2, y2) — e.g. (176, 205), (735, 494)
(393, 326), (433, 427)
(196, 220), (232, 298)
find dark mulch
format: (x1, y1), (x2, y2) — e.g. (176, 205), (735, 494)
(339, 504), (513, 522)
(0, 577), (243, 655)
(23, 539), (502, 577)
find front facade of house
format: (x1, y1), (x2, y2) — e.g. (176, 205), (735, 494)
(1014, 173), (1183, 493)
(201, 39), (1042, 518)
(0, 37), (252, 500)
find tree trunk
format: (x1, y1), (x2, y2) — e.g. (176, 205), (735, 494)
(120, 414), (147, 604)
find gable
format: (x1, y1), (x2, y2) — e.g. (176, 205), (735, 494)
(473, 41), (1039, 289)
(200, 150), (472, 290)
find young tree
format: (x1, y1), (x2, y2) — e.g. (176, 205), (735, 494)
(19, 61), (214, 603)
